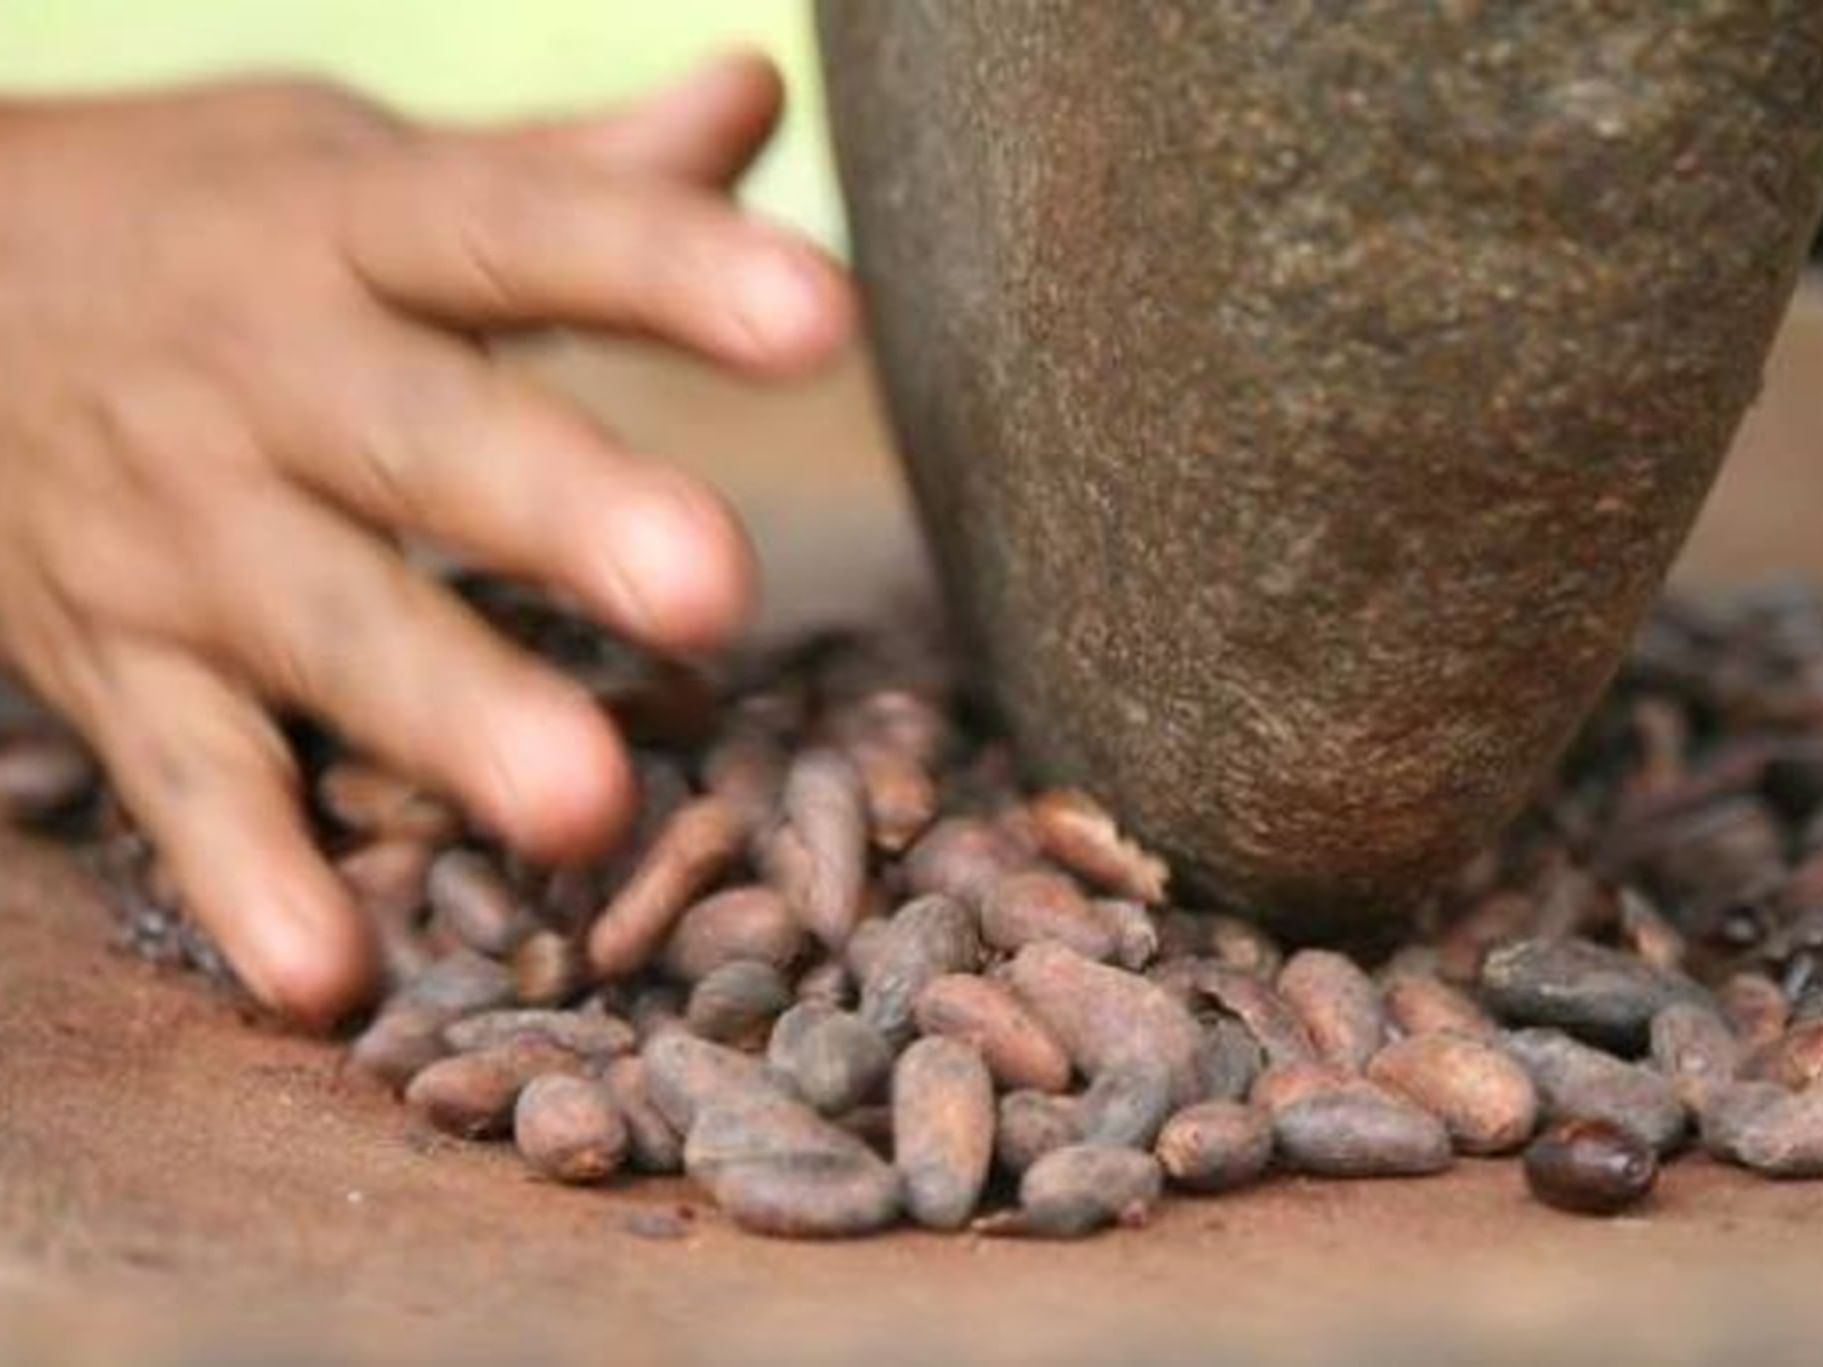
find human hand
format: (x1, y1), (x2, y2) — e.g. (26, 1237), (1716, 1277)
(0, 53), (851, 1025)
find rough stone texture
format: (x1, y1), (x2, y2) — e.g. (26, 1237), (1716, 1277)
(818, 0), (1823, 932)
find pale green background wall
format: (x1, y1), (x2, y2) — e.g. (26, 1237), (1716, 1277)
(0, 1), (842, 245)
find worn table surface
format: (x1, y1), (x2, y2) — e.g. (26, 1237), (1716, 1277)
(3, 284), (1822, 1363)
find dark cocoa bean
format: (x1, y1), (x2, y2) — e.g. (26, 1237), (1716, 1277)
(1480, 937), (1707, 1051)
(1524, 1118), (1658, 1215)
(1194, 1019), (1264, 1103)
(1076, 1056), (1174, 1149)
(1504, 1028), (1686, 1153)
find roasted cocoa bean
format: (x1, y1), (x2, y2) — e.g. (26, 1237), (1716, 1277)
(975, 1145), (1163, 1239)
(1278, 950), (1386, 1072)
(1367, 1033), (1538, 1155)
(892, 1037), (994, 1229)
(1702, 1082), (1823, 1177)
(1480, 937), (1707, 1051)
(767, 1005), (894, 1116)
(1742, 1019), (1823, 1090)
(318, 761), (458, 844)
(1076, 1057), (1175, 1149)
(643, 1031), (781, 1133)
(1504, 1029), (1686, 1153)
(901, 817), (1033, 908)
(980, 869), (1118, 962)
(601, 1056), (683, 1174)
(587, 796), (745, 978)
(858, 894), (980, 1044)
(512, 930), (586, 1008)
(1156, 1101), (1274, 1192)
(1194, 965), (1317, 1067)
(684, 1089), (901, 1238)
(661, 886), (804, 983)
(1273, 1092), (1453, 1178)
(995, 1091), (1081, 1175)
(685, 961), (793, 1048)
(1092, 899), (1161, 971)
(762, 748), (869, 950)
(444, 1008), (634, 1060)
(514, 1074), (628, 1184)
(404, 1037), (582, 1139)
(1008, 942), (1206, 1106)
(427, 850), (535, 960)
(1024, 789), (1168, 903)
(913, 973), (1072, 1094)
(1718, 972), (1789, 1053)
(1382, 973), (1498, 1041)
(1524, 1118), (1658, 1215)
(1648, 1002), (1739, 1113)
(1194, 1019), (1265, 1103)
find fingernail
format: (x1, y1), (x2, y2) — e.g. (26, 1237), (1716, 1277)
(732, 247), (830, 355)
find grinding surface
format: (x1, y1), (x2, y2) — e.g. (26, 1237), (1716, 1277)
(820, 1), (1823, 931)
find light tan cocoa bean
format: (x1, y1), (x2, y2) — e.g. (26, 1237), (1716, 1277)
(587, 795), (745, 978)
(1383, 973), (1498, 1040)
(404, 1037), (582, 1139)
(975, 1145), (1162, 1239)
(1278, 950), (1387, 1071)
(1156, 1101), (1274, 1192)
(1367, 1032), (1538, 1154)
(1024, 788), (1168, 903)
(913, 973), (1072, 1093)
(318, 761), (459, 844)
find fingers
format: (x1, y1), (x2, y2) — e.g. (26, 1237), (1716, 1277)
(490, 49), (783, 187)
(339, 144), (852, 374)
(182, 484), (635, 864)
(237, 320), (756, 652)
(51, 633), (374, 1027)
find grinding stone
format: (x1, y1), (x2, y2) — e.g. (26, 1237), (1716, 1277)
(818, 0), (1823, 932)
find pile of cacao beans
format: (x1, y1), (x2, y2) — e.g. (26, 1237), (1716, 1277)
(11, 576), (1823, 1237)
